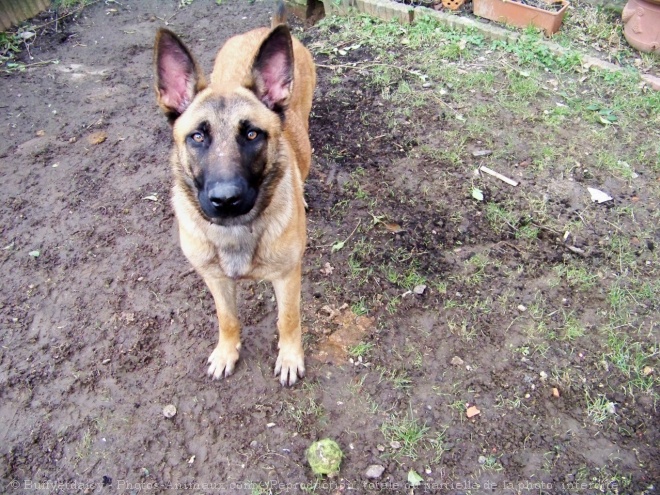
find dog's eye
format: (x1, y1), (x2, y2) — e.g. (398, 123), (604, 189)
(191, 132), (205, 144)
(246, 130), (258, 141)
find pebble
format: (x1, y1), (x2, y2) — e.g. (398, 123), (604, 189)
(478, 455), (487, 464)
(413, 284), (427, 295)
(365, 465), (385, 479)
(450, 356), (464, 366)
(552, 388), (560, 398)
(163, 404), (177, 418)
(517, 304), (527, 312)
(540, 371), (548, 381)
(390, 441), (401, 449)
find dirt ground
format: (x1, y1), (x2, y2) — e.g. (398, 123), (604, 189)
(1, 0), (658, 494)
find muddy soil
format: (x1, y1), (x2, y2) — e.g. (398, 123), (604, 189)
(0, 1), (658, 494)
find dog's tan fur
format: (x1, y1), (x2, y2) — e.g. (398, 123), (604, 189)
(154, 8), (315, 385)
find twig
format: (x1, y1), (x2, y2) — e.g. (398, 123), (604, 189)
(1, 60), (58, 73)
(317, 62), (426, 80)
(479, 165), (519, 187)
(30, 0), (101, 31)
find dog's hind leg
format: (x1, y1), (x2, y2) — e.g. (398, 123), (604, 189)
(272, 263), (305, 386)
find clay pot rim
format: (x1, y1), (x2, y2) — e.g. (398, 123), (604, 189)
(497, 0), (570, 16)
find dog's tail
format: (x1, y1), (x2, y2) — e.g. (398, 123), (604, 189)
(272, 0), (287, 27)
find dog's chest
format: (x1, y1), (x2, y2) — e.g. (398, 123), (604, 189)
(215, 229), (258, 279)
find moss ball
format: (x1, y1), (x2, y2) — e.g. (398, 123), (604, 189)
(306, 438), (343, 475)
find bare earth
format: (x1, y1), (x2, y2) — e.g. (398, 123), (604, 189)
(0, 0), (658, 494)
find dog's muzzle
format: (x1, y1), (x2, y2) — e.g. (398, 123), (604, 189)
(199, 177), (257, 220)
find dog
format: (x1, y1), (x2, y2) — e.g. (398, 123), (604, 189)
(153, 3), (316, 386)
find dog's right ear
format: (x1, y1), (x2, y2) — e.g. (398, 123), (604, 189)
(154, 29), (206, 123)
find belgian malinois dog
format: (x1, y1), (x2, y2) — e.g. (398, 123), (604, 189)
(154, 4), (315, 386)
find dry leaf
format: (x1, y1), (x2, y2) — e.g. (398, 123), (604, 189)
(320, 262), (334, 276)
(88, 131), (108, 145)
(384, 222), (404, 233)
(466, 406), (480, 418)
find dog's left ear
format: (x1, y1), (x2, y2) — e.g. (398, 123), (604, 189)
(250, 25), (294, 113)
(154, 29), (206, 122)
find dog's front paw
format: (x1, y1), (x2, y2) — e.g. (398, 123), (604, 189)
(274, 344), (305, 386)
(207, 343), (240, 380)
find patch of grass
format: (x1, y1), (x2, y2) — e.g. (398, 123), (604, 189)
(75, 429), (92, 460)
(381, 410), (430, 460)
(585, 393), (614, 425)
(482, 455), (504, 472)
(604, 332), (658, 395)
(285, 383), (326, 433)
(348, 341), (374, 358)
(377, 365), (412, 391)
(447, 318), (477, 342)
(561, 313), (585, 341)
(554, 263), (599, 291)
(485, 202), (516, 235)
(351, 297), (369, 316)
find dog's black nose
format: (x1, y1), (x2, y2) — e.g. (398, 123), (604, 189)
(208, 182), (244, 209)
(200, 177), (256, 220)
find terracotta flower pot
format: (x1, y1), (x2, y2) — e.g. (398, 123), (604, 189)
(622, 0), (660, 54)
(473, 0), (570, 36)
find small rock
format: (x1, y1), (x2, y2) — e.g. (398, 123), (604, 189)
(390, 440), (401, 449)
(376, 444), (385, 452)
(266, 422), (276, 428)
(450, 356), (464, 366)
(36, 130), (45, 137)
(552, 387), (560, 398)
(88, 131), (108, 145)
(472, 149), (493, 157)
(188, 455), (195, 464)
(163, 404), (177, 418)
(643, 366), (653, 376)
(539, 371), (548, 381)
(365, 465), (385, 479)
(607, 402), (616, 415)
(466, 406), (480, 418)
(517, 304), (527, 312)
(413, 284), (427, 295)
(478, 455), (487, 464)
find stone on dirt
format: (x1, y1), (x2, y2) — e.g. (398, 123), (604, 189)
(365, 464), (385, 479)
(450, 356), (464, 366)
(163, 404), (177, 418)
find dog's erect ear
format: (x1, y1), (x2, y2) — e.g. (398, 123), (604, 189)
(154, 29), (206, 122)
(250, 25), (294, 113)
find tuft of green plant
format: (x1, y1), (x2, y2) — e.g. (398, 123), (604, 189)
(381, 410), (430, 460)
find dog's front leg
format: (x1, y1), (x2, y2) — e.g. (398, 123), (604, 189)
(204, 276), (241, 379)
(272, 263), (305, 386)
